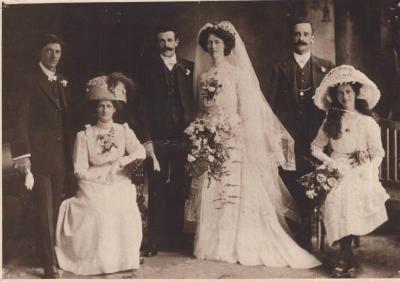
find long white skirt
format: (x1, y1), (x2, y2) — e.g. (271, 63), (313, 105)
(55, 178), (142, 275)
(188, 147), (321, 269)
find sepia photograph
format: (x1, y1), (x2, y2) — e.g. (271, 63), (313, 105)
(2, 0), (400, 279)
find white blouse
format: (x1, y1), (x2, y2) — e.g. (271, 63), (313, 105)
(73, 122), (145, 183)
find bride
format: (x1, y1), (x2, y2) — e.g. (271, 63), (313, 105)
(186, 21), (321, 268)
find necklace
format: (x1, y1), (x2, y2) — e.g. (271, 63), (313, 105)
(332, 107), (357, 114)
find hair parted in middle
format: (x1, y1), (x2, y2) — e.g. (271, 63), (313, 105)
(323, 82), (375, 140)
(156, 24), (179, 40)
(199, 24), (236, 56)
(290, 16), (314, 34)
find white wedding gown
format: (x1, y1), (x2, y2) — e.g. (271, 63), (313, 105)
(188, 61), (321, 268)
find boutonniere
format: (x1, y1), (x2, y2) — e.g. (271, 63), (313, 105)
(320, 66), (327, 73)
(60, 79), (68, 87)
(176, 63), (191, 76)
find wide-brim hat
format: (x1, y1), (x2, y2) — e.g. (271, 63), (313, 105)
(313, 65), (381, 111)
(86, 74), (127, 103)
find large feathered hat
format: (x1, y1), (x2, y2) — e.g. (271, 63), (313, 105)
(313, 65), (381, 111)
(86, 72), (130, 103)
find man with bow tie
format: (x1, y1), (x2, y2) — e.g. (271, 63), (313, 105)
(267, 18), (334, 251)
(138, 25), (194, 257)
(9, 34), (73, 278)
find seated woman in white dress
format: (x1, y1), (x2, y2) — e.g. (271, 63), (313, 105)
(311, 65), (389, 278)
(55, 73), (145, 275)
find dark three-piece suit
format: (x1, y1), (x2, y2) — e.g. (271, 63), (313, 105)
(9, 65), (74, 273)
(268, 54), (334, 250)
(139, 55), (195, 251)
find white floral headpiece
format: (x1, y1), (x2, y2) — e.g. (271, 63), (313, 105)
(213, 21), (236, 37)
(86, 75), (127, 103)
(313, 65), (380, 111)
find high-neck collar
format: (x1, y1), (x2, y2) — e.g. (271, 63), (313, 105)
(342, 109), (358, 116)
(160, 53), (177, 63)
(293, 52), (311, 68)
(96, 120), (114, 129)
(211, 58), (229, 69)
(333, 107), (358, 115)
(39, 62), (57, 81)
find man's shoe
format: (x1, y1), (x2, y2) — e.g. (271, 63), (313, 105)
(44, 265), (60, 279)
(143, 249), (158, 257)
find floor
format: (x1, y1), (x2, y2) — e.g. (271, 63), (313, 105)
(2, 233), (400, 279)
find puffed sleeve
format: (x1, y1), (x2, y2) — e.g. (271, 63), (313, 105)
(311, 120), (335, 165)
(117, 123), (146, 167)
(73, 131), (90, 180)
(366, 117), (385, 168)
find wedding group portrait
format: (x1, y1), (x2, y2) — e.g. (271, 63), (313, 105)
(2, 0), (400, 279)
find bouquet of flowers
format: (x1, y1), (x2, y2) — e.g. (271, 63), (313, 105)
(297, 164), (342, 207)
(184, 112), (238, 183)
(200, 72), (222, 101)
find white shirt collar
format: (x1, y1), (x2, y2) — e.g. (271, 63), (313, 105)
(293, 51), (311, 69)
(39, 62), (57, 81)
(160, 53), (177, 70)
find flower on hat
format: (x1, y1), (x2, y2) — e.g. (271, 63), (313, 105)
(86, 75), (127, 103)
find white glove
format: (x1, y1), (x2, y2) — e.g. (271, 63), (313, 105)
(152, 154), (161, 172)
(143, 142), (160, 171)
(25, 169), (34, 190)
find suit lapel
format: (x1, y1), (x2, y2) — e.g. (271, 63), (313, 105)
(311, 55), (323, 91)
(281, 57), (298, 103)
(175, 59), (192, 125)
(176, 59), (185, 99)
(37, 69), (61, 109)
(154, 56), (168, 92)
(56, 76), (68, 111)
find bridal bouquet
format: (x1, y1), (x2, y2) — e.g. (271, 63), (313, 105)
(184, 112), (238, 183)
(200, 72), (222, 101)
(297, 164), (341, 207)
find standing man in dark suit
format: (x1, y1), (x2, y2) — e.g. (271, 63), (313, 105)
(267, 18), (334, 251)
(139, 26), (194, 257)
(10, 34), (73, 278)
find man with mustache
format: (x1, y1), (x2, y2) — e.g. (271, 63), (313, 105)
(267, 18), (334, 251)
(138, 25), (194, 257)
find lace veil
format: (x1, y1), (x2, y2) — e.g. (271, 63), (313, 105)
(193, 21), (299, 223)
